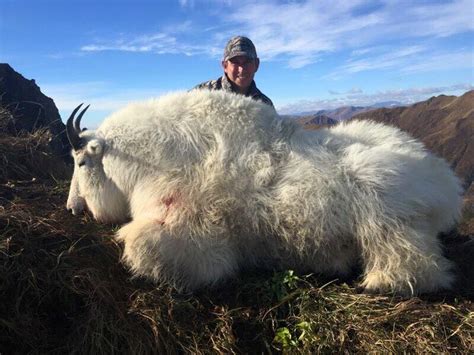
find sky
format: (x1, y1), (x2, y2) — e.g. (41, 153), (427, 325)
(1, 0), (473, 128)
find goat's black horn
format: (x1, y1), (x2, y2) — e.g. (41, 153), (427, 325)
(74, 104), (90, 132)
(66, 103), (85, 150)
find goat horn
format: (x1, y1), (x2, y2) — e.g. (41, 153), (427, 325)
(74, 104), (90, 132)
(66, 103), (85, 150)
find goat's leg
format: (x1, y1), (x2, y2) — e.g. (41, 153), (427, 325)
(117, 219), (238, 291)
(357, 224), (454, 296)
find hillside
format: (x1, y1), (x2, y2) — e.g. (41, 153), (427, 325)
(352, 91), (474, 194)
(0, 63), (69, 159)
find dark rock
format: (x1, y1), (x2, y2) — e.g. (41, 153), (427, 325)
(0, 63), (70, 160)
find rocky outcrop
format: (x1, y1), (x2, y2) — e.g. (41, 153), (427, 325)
(0, 63), (69, 159)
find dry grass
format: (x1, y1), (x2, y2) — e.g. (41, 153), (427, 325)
(0, 107), (473, 354)
(0, 106), (70, 182)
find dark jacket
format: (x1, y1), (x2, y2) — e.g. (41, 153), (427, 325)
(194, 75), (274, 107)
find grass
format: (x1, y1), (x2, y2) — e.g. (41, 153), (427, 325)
(1, 194), (472, 353)
(0, 107), (473, 354)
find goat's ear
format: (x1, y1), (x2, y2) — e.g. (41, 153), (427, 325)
(86, 139), (104, 156)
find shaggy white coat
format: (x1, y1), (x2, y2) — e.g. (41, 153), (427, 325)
(67, 90), (462, 295)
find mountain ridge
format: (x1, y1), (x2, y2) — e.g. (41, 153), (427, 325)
(291, 101), (405, 122)
(351, 90), (474, 193)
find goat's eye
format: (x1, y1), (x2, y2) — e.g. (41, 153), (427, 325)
(78, 161), (86, 167)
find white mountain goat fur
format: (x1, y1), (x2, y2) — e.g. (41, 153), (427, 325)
(66, 90), (462, 295)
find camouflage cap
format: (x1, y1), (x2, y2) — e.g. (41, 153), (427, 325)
(223, 36), (258, 61)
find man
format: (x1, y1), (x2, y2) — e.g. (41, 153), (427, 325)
(194, 36), (274, 107)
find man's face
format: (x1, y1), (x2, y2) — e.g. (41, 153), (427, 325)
(222, 55), (260, 93)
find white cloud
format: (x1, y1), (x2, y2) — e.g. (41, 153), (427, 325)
(222, 0), (473, 68)
(277, 83), (473, 114)
(404, 0), (474, 38)
(349, 46), (426, 73)
(401, 51), (474, 73)
(178, 0), (232, 8)
(324, 45), (427, 78)
(325, 46), (473, 79)
(79, 0), (473, 70)
(348, 87), (363, 94)
(178, 0), (194, 7)
(80, 19), (222, 57)
(329, 87), (363, 95)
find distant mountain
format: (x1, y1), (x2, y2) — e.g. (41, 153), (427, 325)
(351, 91), (474, 194)
(291, 101), (404, 122)
(290, 106), (373, 129)
(294, 114), (338, 129)
(325, 106), (372, 121)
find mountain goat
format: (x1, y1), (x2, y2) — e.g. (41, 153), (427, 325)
(66, 90), (462, 296)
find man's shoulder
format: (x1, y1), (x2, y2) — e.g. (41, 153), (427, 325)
(257, 92), (274, 107)
(193, 77), (274, 108)
(250, 86), (274, 107)
(193, 77), (223, 91)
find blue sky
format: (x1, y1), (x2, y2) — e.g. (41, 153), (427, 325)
(1, 0), (473, 128)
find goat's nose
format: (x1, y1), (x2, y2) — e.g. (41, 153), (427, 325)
(67, 207), (73, 213)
